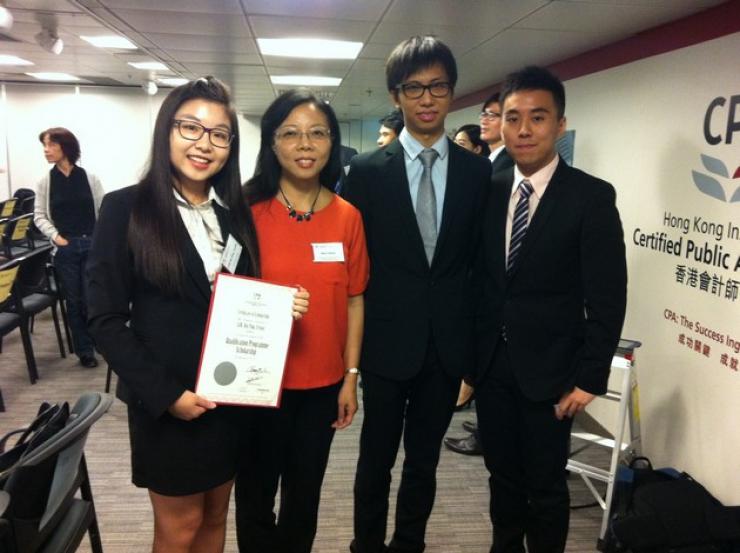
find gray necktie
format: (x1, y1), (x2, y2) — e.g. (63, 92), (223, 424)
(416, 148), (439, 264)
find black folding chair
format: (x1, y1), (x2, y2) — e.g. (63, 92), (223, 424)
(0, 392), (112, 553)
(0, 199), (17, 219)
(1, 215), (34, 259)
(0, 260), (39, 385)
(16, 247), (68, 360)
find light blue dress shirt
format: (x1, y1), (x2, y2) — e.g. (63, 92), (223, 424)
(398, 128), (449, 231)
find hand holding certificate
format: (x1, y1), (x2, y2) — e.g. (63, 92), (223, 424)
(196, 273), (295, 407)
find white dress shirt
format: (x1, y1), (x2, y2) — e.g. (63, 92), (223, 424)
(505, 154), (560, 258)
(173, 187), (225, 286)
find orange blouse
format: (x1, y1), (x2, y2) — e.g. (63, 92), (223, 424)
(252, 195), (369, 390)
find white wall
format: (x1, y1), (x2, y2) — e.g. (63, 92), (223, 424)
(451, 32), (740, 503)
(1, 84), (266, 196)
(4, 84), (162, 194)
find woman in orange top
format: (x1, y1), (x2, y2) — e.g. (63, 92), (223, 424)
(235, 90), (369, 553)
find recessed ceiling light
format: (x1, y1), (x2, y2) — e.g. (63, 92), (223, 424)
(158, 77), (189, 87)
(258, 38), (362, 60)
(0, 54), (33, 66)
(270, 75), (341, 87)
(128, 61), (169, 71)
(26, 72), (80, 81)
(81, 35), (137, 49)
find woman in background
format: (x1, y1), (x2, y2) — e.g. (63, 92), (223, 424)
(453, 123), (491, 158)
(235, 90), (369, 553)
(34, 127), (104, 368)
(87, 77), (307, 553)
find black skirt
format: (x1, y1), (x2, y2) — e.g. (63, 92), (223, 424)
(127, 404), (240, 496)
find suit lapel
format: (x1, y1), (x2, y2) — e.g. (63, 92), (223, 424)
(384, 140), (429, 270)
(213, 203), (252, 275)
(491, 169), (513, 282)
(507, 159), (567, 280)
(434, 139), (464, 266)
(178, 216), (213, 304)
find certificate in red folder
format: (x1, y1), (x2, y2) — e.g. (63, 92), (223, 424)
(196, 273), (294, 407)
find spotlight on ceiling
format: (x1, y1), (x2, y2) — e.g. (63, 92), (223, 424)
(35, 28), (63, 55)
(0, 6), (13, 32)
(142, 80), (158, 96)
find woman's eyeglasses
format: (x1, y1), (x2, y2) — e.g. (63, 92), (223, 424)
(173, 120), (234, 148)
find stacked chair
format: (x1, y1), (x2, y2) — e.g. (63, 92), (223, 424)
(0, 392), (112, 553)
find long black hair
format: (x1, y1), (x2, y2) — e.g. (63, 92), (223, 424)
(245, 89), (342, 205)
(456, 124), (490, 157)
(128, 76), (260, 294)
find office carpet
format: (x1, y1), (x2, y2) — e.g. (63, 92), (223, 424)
(0, 311), (609, 552)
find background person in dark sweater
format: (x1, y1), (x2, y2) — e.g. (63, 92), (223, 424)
(34, 127), (104, 368)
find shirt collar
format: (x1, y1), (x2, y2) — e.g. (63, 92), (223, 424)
(512, 154), (560, 200)
(489, 144), (506, 162)
(172, 185), (227, 209)
(51, 164), (79, 177)
(398, 127), (449, 161)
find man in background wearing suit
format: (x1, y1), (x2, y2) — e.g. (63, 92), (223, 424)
(444, 91), (516, 457)
(474, 66), (627, 553)
(480, 92), (514, 174)
(343, 36), (490, 553)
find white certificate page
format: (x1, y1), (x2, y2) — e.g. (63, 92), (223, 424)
(196, 273), (294, 407)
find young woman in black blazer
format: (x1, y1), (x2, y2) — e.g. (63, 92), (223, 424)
(87, 77), (308, 553)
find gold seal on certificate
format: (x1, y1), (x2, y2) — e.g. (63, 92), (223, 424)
(196, 273), (295, 407)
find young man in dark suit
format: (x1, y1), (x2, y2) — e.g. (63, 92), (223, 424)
(342, 36), (491, 553)
(474, 66), (627, 553)
(480, 92), (515, 175)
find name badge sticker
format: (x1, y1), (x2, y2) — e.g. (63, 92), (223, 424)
(221, 235), (243, 273)
(311, 242), (345, 263)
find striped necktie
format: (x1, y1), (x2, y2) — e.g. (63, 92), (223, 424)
(507, 179), (534, 274)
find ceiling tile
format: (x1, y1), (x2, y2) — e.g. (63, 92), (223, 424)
(243, 0), (390, 21)
(248, 15), (372, 42)
(108, 9), (251, 37)
(98, 0), (244, 14)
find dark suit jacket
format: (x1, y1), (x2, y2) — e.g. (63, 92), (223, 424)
(87, 185), (252, 418)
(491, 148), (514, 176)
(474, 160), (627, 401)
(342, 138), (491, 380)
(340, 145), (359, 168)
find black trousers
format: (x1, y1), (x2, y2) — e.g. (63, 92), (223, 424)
(476, 343), (574, 553)
(234, 381), (341, 553)
(352, 341), (460, 553)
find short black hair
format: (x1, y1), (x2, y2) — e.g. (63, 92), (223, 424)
(385, 35), (457, 92)
(500, 66), (565, 119)
(482, 92), (501, 111)
(378, 109), (404, 134)
(39, 127), (80, 165)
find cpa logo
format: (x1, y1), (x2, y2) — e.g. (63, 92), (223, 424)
(693, 95), (740, 202)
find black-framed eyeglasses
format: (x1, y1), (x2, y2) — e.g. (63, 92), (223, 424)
(173, 119), (234, 148)
(396, 81), (452, 99)
(479, 110), (501, 121)
(274, 127), (332, 144)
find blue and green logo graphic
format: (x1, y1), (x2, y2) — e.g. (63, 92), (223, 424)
(696, 95), (740, 202)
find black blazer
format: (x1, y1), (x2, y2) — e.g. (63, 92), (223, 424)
(87, 185), (252, 418)
(491, 148), (514, 176)
(342, 138), (491, 380)
(474, 160), (627, 401)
